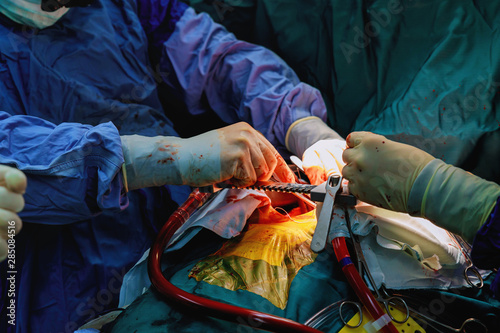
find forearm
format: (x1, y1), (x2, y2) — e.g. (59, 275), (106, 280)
(159, 7), (327, 149)
(408, 159), (500, 242)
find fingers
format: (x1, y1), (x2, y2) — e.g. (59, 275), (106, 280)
(252, 130), (295, 183)
(215, 122), (297, 187)
(0, 166), (26, 212)
(342, 144), (358, 165)
(232, 126), (273, 186)
(251, 131), (277, 181)
(302, 139), (346, 185)
(222, 123), (295, 187)
(345, 131), (370, 148)
(232, 157), (258, 187)
(302, 147), (326, 184)
(0, 186), (25, 213)
(273, 154), (296, 183)
(0, 165), (27, 194)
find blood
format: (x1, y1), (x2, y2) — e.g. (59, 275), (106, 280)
(346, 133), (352, 143)
(226, 195), (242, 203)
(247, 193), (267, 202)
(225, 193), (266, 204)
(157, 157), (175, 164)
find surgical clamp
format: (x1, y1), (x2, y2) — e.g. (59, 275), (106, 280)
(447, 232), (484, 289)
(339, 205), (410, 328)
(391, 292), (488, 333)
(311, 175), (400, 333)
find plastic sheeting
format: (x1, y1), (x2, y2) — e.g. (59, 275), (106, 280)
(189, 208), (317, 309)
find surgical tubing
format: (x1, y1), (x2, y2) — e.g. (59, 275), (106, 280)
(148, 189), (322, 333)
(332, 237), (399, 333)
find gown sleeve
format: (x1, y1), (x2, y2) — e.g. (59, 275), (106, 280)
(471, 196), (500, 297)
(0, 111), (128, 224)
(137, 0), (327, 150)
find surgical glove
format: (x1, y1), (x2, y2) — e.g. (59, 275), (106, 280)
(302, 139), (346, 185)
(342, 132), (500, 243)
(342, 131), (434, 213)
(122, 122), (295, 190)
(407, 159), (500, 243)
(285, 116), (345, 185)
(0, 165), (26, 262)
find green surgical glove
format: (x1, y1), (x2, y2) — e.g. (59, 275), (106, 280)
(342, 132), (434, 213)
(342, 132), (500, 242)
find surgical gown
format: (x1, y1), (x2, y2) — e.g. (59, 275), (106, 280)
(0, 0), (327, 332)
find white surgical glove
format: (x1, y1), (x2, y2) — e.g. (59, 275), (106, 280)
(342, 131), (500, 242)
(122, 122), (295, 191)
(302, 139), (346, 185)
(286, 116), (345, 185)
(0, 165), (26, 262)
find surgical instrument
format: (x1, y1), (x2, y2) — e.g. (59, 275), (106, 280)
(312, 175), (400, 333)
(148, 188), (322, 332)
(447, 232), (484, 289)
(341, 213), (410, 327)
(391, 292), (488, 333)
(199, 178), (356, 205)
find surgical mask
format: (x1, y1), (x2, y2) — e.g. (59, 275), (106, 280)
(0, 0), (69, 29)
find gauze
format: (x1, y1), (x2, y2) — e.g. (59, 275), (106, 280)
(0, 0), (69, 29)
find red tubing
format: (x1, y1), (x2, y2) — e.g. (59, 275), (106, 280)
(148, 189), (321, 333)
(332, 237), (399, 333)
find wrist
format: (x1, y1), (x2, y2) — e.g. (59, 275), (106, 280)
(176, 130), (221, 186)
(121, 135), (184, 190)
(407, 159), (442, 216)
(408, 159), (500, 242)
(285, 116), (343, 157)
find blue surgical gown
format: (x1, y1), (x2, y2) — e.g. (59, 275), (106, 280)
(0, 0), (327, 332)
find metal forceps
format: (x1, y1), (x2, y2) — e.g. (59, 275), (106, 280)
(390, 292), (489, 333)
(339, 208), (410, 328)
(448, 232), (484, 288)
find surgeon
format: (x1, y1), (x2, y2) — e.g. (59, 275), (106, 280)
(342, 131), (500, 295)
(0, 0), (344, 332)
